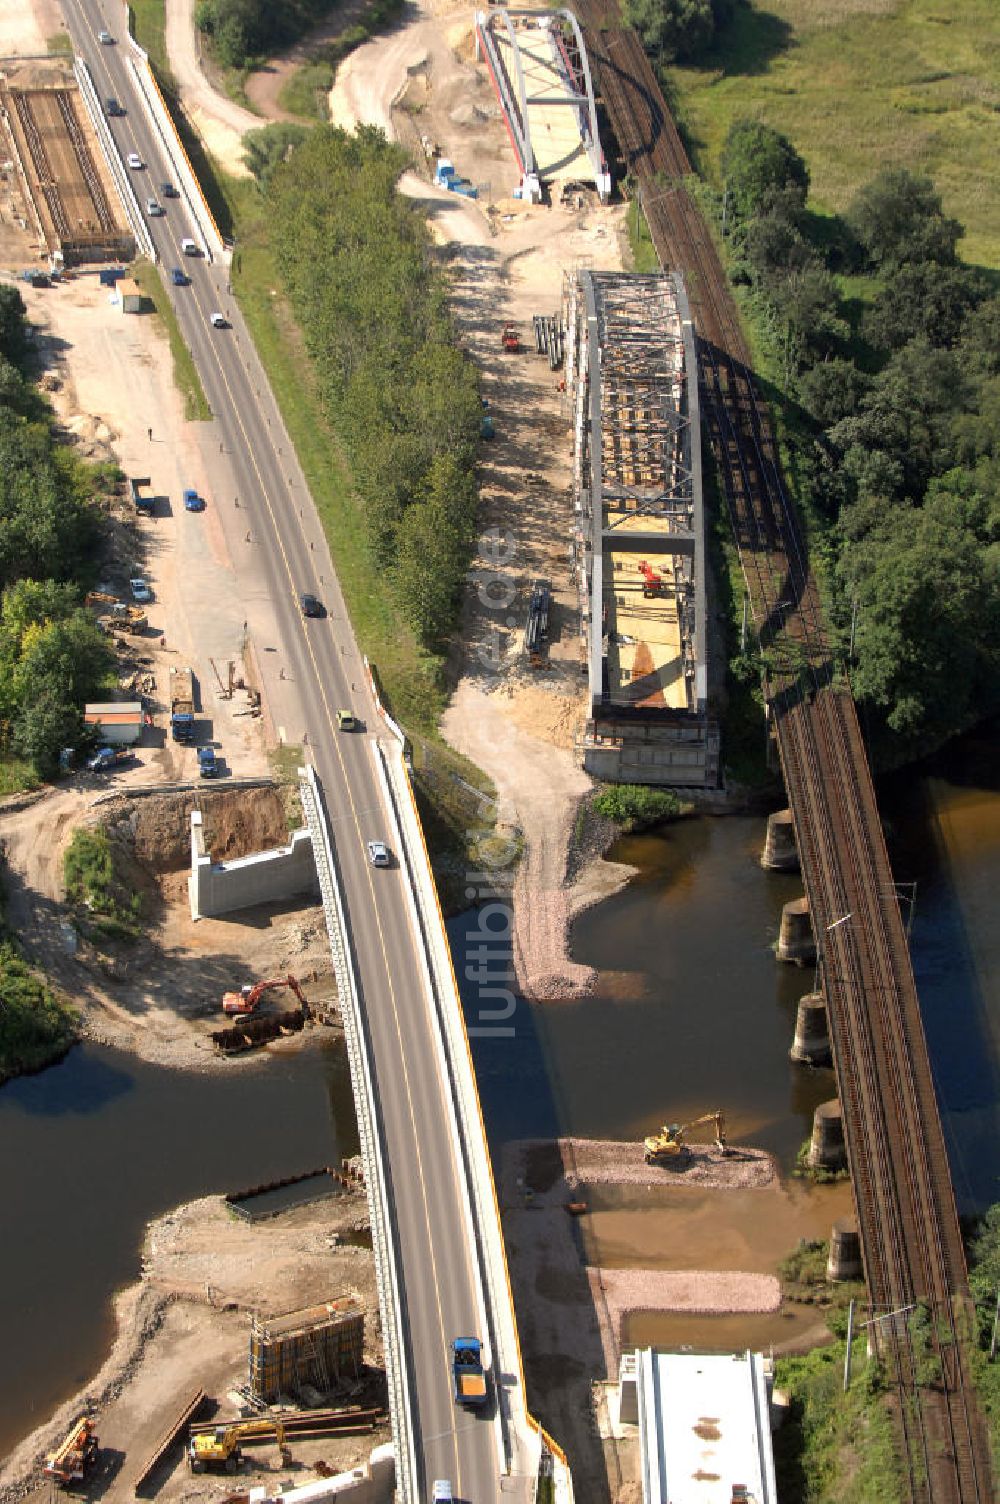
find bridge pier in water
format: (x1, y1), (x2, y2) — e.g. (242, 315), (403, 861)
(777, 895), (815, 964)
(761, 808), (798, 871)
(808, 1098), (846, 1171)
(790, 991), (831, 1065)
(827, 1217), (863, 1282)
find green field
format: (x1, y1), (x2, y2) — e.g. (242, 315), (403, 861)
(665, 0), (1000, 268)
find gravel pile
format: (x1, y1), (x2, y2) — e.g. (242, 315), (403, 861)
(504, 1136), (777, 1202)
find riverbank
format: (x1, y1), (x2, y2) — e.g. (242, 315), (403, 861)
(0, 1190), (386, 1503)
(0, 784), (340, 1075)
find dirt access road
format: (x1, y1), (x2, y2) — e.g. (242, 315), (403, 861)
(329, 0), (634, 997)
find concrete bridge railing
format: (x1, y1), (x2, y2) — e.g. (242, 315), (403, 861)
(299, 765), (417, 1504)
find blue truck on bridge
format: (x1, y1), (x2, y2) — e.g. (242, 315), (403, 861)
(452, 1337), (487, 1407)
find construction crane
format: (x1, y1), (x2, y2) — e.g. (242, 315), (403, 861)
(188, 1419), (290, 1474)
(43, 1418), (99, 1485)
(638, 560), (668, 598)
(644, 1111), (728, 1166)
(222, 974), (308, 1018)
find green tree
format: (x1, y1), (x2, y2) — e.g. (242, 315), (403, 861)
(393, 455), (476, 644)
(0, 939), (76, 1080)
(848, 167), (962, 270)
(864, 261), (985, 352)
(0, 284), (28, 365)
(0, 422), (98, 589)
(970, 1203), (1000, 1337)
(782, 264), (849, 366)
(15, 684), (82, 778)
(960, 296), (1000, 378)
(840, 474), (1000, 750)
(740, 199), (814, 288)
(243, 122), (308, 187)
(266, 125), (480, 649)
(720, 118), (809, 225)
(622, 0), (714, 59)
(830, 339), (968, 504)
(797, 359), (870, 429)
(6, 610), (113, 773)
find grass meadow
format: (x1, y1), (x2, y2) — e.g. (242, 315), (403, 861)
(663, 0), (1000, 268)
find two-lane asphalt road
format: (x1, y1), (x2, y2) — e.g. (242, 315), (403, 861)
(65, 6), (526, 1499)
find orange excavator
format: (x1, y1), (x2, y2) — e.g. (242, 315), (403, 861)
(222, 974), (307, 1018)
(44, 1418), (99, 1485)
(638, 560), (668, 598)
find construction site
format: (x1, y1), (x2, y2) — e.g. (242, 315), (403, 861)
(0, 3), (890, 1502)
(0, 56), (132, 266)
(569, 270), (716, 786)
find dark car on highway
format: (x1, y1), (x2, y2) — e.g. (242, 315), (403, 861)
(171, 267), (188, 286)
(300, 592), (324, 618)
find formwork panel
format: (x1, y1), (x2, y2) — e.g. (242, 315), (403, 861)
(249, 1297), (364, 1401)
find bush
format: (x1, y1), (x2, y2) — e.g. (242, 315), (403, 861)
(591, 784), (682, 832)
(63, 827), (142, 940)
(720, 118), (809, 226)
(847, 167), (962, 271)
(622, 0), (715, 60)
(0, 938), (76, 1080)
(196, 0), (339, 69)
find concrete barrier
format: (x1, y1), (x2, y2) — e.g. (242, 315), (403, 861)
(373, 728), (568, 1495)
(125, 41), (225, 263)
(72, 57), (151, 260)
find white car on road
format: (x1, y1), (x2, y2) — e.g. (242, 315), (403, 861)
(126, 152), (143, 170)
(367, 841), (391, 868)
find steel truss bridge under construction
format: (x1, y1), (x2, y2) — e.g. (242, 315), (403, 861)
(572, 1), (994, 1498)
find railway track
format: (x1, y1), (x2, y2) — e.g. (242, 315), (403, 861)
(573, 3), (993, 1496)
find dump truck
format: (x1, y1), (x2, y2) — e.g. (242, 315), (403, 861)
(44, 1418), (99, 1485)
(452, 1337), (487, 1407)
(170, 666), (196, 743)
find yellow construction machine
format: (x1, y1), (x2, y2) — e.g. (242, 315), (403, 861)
(644, 1111), (728, 1166)
(187, 1419), (289, 1473)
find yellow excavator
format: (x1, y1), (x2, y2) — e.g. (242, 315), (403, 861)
(187, 1419), (290, 1474)
(644, 1111), (728, 1166)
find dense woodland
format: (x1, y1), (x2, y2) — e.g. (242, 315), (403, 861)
(717, 121), (1000, 763)
(618, 2), (999, 765)
(0, 287), (114, 780)
(248, 124), (482, 650)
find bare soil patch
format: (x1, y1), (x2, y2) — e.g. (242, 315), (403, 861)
(0, 784), (338, 1071)
(0, 1191), (389, 1504)
(499, 1138), (783, 1499)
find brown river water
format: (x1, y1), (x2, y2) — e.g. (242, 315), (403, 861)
(2, 728), (997, 1455)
